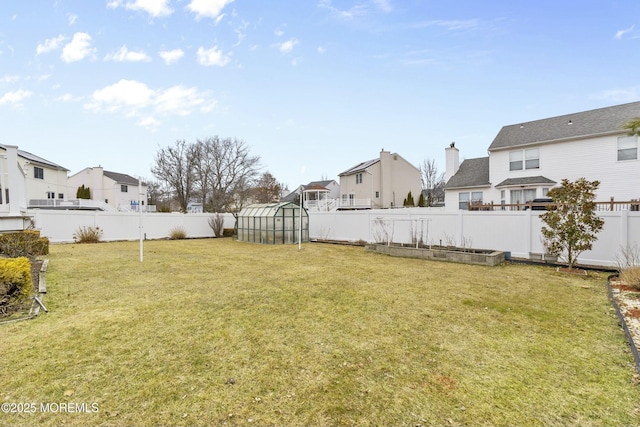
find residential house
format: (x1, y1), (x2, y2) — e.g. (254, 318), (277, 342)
(282, 180), (340, 211)
(338, 150), (421, 209)
(0, 144), (69, 212)
(445, 101), (640, 210)
(67, 167), (149, 211)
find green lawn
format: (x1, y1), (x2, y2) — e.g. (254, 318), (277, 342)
(1, 239), (638, 426)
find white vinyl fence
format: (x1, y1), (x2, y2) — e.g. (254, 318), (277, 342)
(30, 210), (236, 243)
(308, 208), (640, 267)
(29, 208), (639, 268)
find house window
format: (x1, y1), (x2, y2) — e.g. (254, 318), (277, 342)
(375, 191), (380, 198)
(618, 135), (638, 161)
(509, 149), (539, 170)
(355, 173), (363, 184)
(58, 193), (64, 199)
(46, 191), (55, 199)
(509, 151), (523, 171)
(525, 148), (540, 169)
(34, 167), (44, 179)
(510, 189), (536, 208)
(459, 193), (469, 210)
(121, 185), (128, 193)
(458, 192), (483, 210)
(542, 188), (550, 197)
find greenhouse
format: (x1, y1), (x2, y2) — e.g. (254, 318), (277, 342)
(237, 202), (309, 244)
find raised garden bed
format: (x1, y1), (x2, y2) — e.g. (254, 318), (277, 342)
(365, 243), (505, 266)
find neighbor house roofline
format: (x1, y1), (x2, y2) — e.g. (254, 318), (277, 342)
(488, 100), (640, 151)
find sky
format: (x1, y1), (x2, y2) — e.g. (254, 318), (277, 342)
(1, 1), (640, 191)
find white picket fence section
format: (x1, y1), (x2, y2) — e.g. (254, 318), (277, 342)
(28, 207), (639, 268)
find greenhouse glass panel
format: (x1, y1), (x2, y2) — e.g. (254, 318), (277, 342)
(236, 202), (309, 245)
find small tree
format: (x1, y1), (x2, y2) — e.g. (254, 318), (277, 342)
(76, 185), (91, 199)
(417, 192), (426, 207)
(540, 178), (604, 269)
(403, 191), (415, 207)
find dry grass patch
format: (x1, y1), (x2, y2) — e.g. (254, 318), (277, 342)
(0, 239), (638, 426)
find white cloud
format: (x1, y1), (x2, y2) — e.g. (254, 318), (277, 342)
(108, 0), (173, 17)
(0, 75), (21, 84)
(56, 93), (76, 102)
(86, 79), (154, 113)
(372, 0), (392, 13)
(274, 28), (284, 37)
(317, 46), (326, 54)
(61, 32), (95, 63)
(412, 19), (481, 31)
(104, 46), (152, 62)
(68, 13), (78, 25)
(0, 89), (33, 107)
(197, 46), (230, 66)
(594, 87), (640, 103)
(615, 25), (634, 39)
(155, 85), (212, 116)
(85, 79), (216, 128)
(159, 48), (184, 64)
(318, 0), (367, 20)
(36, 35), (65, 55)
(137, 115), (161, 130)
(187, 0), (234, 20)
(279, 38), (298, 54)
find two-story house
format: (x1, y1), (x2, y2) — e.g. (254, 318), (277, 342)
(67, 167), (149, 211)
(445, 101), (640, 210)
(0, 144), (69, 212)
(338, 149), (421, 209)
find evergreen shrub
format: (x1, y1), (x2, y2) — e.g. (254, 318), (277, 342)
(0, 257), (33, 311)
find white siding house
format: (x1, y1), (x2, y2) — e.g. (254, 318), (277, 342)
(339, 150), (421, 209)
(67, 167), (149, 211)
(0, 144), (69, 211)
(445, 101), (640, 210)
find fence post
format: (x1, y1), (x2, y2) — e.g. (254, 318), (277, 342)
(610, 196), (615, 212)
(620, 209), (628, 249)
(525, 208), (533, 257)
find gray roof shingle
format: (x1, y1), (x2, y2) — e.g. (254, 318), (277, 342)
(103, 170), (140, 185)
(488, 101), (640, 151)
(495, 176), (556, 187)
(0, 145), (68, 171)
(444, 157), (490, 189)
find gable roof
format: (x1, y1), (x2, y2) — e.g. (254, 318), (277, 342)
(489, 100), (640, 151)
(103, 170), (140, 185)
(339, 158), (380, 176)
(307, 180), (337, 187)
(0, 144), (68, 171)
(444, 157), (490, 189)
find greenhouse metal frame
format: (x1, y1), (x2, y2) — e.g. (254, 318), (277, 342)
(237, 202), (309, 244)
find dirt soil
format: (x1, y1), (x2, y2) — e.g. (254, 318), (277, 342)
(610, 279), (640, 358)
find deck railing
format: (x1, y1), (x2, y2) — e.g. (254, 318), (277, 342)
(468, 198), (640, 212)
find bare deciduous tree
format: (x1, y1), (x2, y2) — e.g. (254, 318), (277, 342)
(204, 137), (261, 213)
(419, 158), (445, 207)
(152, 137), (261, 213)
(151, 140), (197, 212)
